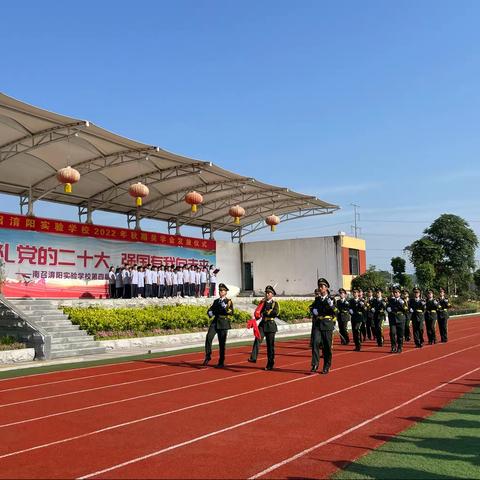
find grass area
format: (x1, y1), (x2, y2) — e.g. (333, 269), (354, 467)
(334, 387), (480, 479)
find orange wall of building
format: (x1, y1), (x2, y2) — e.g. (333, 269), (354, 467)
(342, 247), (350, 275)
(359, 250), (367, 274)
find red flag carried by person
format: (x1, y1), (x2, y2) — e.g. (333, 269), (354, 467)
(247, 300), (264, 339)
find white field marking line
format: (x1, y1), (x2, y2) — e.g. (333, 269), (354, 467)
(0, 316), (472, 387)
(0, 343), (316, 428)
(0, 339), (318, 409)
(1, 336), (477, 466)
(76, 341), (480, 480)
(0, 341), (258, 385)
(0, 313), (473, 384)
(249, 365), (480, 479)
(1, 328), (476, 430)
(0, 349), (251, 393)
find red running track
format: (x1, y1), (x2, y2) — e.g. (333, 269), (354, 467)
(0, 316), (478, 479)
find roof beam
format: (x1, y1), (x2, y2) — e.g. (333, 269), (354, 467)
(0, 121), (89, 164)
(231, 207), (338, 239)
(82, 161), (210, 211)
(210, 199), (311, 229)
(29, 146), (160, 191)
(175, 187), (287, 218)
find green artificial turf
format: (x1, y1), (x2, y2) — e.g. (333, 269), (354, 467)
(334, 388), (480, 479)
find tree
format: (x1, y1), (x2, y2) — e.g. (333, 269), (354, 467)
(390, 256), (412, 289)
(416, 262), (436, 291)
(351, 266), (388, 292)
(474, 268), (480, 291)
(405, 214), (478, 293)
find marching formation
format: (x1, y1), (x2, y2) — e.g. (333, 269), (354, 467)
(202, 278), (451, 374)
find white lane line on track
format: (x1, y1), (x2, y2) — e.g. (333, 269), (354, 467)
(0, 349), (250, 393)
(0, 315), (473, 385)
(2, 323), (476, 404)
(249, 365), (480, 479)
(76, 342), (480, 479)
(0, 329), (477, 430)
(1, 337), (478, 468)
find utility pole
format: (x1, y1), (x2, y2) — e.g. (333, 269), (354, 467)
(350, 203), (361, 238)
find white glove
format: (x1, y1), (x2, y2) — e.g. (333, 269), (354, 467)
(349, 309), (354, 314)
(371, 308), (375, 313)
(398, 299), (404, 305)
(409, 308), (414, 313)
(312, 308), (318, 316)
(327, 298), (333, 307)
(208, 310), (214, 318)
(359, 301), (364, 307)
(386, 307), (392, 313)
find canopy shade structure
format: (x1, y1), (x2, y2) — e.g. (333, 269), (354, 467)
(0, 93), (339, 239)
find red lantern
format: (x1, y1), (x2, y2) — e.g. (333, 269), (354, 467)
(266, 214), (280, 232)
(185, 191), (203, 213)
(229, 205), (245, 225)
(57, 166), (80, 193)
(129, 182), (149, 207)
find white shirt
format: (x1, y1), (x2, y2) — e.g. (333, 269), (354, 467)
(177, 271), (184, 285)
(200, 271), (207, 283)
(144, 269), (152, 285)
(158, 270), (165, 285)
(137, 271), (145, 288)
(195, 272), (201, 284)
(131, 270), (139, 284)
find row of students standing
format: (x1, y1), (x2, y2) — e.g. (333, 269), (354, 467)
(108, 264), (218, 299)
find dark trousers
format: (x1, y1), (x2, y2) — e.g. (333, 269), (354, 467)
(144, 284), (152, 298)
(138, 287), (144, 297)
(312, 327), (333, 370)
(152, 284), (158, 297)
(366, 315), (375, 340)
(351, 319), (363, 350)
(184, 282), (190, 296)
(172, 285), (177, 297)
(250, 323), (265, 361)
(109, 284), (115, 299)
(116, 287), (123, 298)
(425, 313), (437, 344)
(337, 314), (350, 345)
(404, 313), (411, 340)
(389, 319), (405, 351)
(201, 282), (206, 296)
(158, 284), (165, 298)
(412, 317), (424, 347)
(131, 284), (138, 298)
(204, 322), (228, 365)
(373, 317), (384, 346)
(438, 314), (448, 342)
(360, 316), (367, 341)
(123, 284), (131, 299)
(209, 283), (216, 297)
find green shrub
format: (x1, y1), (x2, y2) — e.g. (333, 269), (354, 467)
(0, 336), (26, 350)
(251, 299), (312, 323)
(63, 305), (251, 336)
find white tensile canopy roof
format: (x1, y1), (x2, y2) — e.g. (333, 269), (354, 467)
(0, 93), (339, 239)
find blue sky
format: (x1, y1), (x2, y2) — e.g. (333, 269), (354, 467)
(1, 0), (480, 272)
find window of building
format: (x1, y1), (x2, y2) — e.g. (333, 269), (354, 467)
(349, 249), (359, 275)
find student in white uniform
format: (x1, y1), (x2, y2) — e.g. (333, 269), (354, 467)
(137, 266), (145, 298)
(200, 267), (208, 297)
(108, 266), (116, 299)
(194, 267), (201, 297)
(177, 267), (184, 297)
(152, 266), (158, 298)
(131, 265), (139, 298)
(158, 265), (166, 298)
